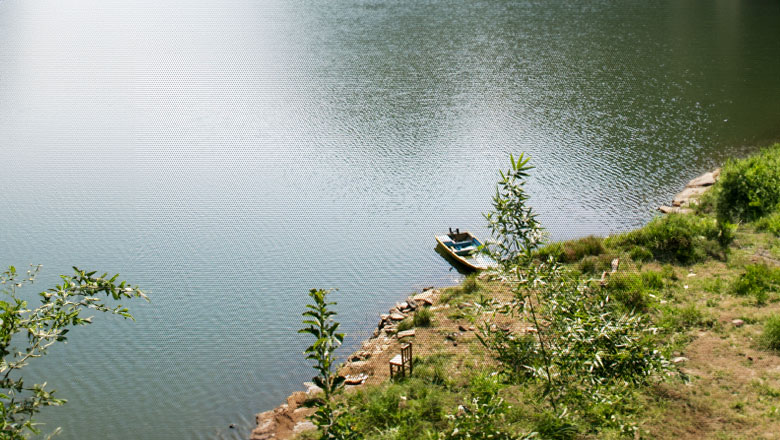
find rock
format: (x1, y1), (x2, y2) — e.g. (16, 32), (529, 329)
(687, 172), (718, 187)
(732, 319), (745, 327)
(293, 420), (317, 434)
(445, 332), (460, 341)
(468, 326), (476, 331)
(412, 292), (435, 306)
(713, 168), (721, 178)
(671, 356), (689, 364)
(389, 313), (406, 321)
(251, 409), (277, 440)
(397, 329), (416, 339)
(422, 286), (434, 292)
(458, 325), (469, 332)
(303, 382), (323, 396)
(287, 391), (307, 411)
(659, 205), (693, 214)
(398, 301), (410, 310)
(344, 373), (369, 385)
(380, 313), (390, 321)
(349, 360), (368, 370)
(525, 327), (537, 333)
(672, 186), (709, 206)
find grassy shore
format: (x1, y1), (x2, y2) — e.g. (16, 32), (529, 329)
(296, 144), (780, 440)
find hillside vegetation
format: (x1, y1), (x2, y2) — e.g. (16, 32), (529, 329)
(297, 144), (780, 440)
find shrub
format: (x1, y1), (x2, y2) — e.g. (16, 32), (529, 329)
(716, 143), (780, 222)
(577, 256), (600, 274)
(577, 254), (616, 275)
(396, 318), (413, 332)
(476, 326), (540, 383)
(755, 211), (780, 236)
(535, 242), (564, 263)
(641, 270), (665, 290)
(607, 274), (653, 313)
(730, 264), (780, 298)
(535, 236), (604, 263)
(609, 213), (727, 264)
(629, 246), (654, 263)
(761, 315), (780, 351)
(661, 264), (679, 281)
(532, 411), (578, 440)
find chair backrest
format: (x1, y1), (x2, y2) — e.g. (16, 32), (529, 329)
(401, 343), (412, 362)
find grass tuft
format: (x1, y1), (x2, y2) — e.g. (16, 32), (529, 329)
(761, 315), (780, 351)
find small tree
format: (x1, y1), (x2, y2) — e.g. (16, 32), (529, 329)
(299, 289), (359, 440)
(479, 155), (668, 428)
(0, 265), (147, 439)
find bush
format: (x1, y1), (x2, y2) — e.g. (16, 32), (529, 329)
(476, 327), (540, 383)
(532, 411), (578, 440)
(535, 236), (604, 263)
(629, 246), (654, 263)
(606, 273), (665, 313)
(730, 264), (780, 303)
(715, 143), (780, 222)
(396, 318), (414, 332)
(609, 213), (728, 264)
(755, 211), (780, 236)
(762, 315), (780, 351)
(641, 270), (665, 290)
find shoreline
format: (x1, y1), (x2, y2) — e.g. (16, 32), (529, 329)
(249, 167), (722, 440)
(250, 288), (446, 440)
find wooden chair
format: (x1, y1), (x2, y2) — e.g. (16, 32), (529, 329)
(389, 342), (413, 379)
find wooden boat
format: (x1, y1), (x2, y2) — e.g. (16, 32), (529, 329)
(435, 229), (497, 271)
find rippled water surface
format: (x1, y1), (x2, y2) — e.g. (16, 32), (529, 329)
(2, 0), (780, 438)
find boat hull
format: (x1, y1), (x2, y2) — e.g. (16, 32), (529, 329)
(435, 231), (496, 271)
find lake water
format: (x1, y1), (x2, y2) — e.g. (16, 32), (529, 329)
(1, 0), (779, 438)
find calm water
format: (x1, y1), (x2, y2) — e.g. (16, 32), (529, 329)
(2, 0), (780, 438)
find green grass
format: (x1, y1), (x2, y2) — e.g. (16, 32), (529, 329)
(607, 213), (728, 264)
(412, 308), (434, 328)
(440, 274), (481, 304)
(605, 272), (665, 313)
(536, 235), (605, 263)
(755, 211), (780, 236)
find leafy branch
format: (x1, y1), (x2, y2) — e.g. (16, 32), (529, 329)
(0, 265), (147, 439)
